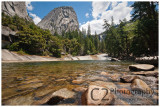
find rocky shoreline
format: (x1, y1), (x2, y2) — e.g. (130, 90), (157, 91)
(2, 49), (109, 63)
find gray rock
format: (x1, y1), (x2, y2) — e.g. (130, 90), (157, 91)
(2, 1), (33, 22)
(38, 6), (79, 35)
(2, 26), (18, 48)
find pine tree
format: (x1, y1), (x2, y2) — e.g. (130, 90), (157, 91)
(87, 23), (91, 36)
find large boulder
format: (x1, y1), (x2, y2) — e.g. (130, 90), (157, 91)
(130, 79), (153, 94)
(81, 85), (115, 105)
(129, 64), (155, 71)
(38, 6), (79, 35)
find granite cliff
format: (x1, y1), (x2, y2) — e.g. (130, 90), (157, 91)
(2, 1), (33, 48)
(2, 1), (32, 22)
(38, 6), (79, 35)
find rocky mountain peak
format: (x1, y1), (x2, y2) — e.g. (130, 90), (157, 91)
(37, 6), (79, 35)
(2, 1), (33, 22)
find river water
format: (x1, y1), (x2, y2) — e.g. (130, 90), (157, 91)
(2, 60), (158, 105)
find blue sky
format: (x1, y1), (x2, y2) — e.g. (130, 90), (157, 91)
(26, 1), (134, 34)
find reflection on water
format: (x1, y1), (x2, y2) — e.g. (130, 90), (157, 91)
(2, 60), (137, 105)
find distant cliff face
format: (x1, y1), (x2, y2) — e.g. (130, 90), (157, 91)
(2, 1), (33, 22)
(38, 6), (79, 35)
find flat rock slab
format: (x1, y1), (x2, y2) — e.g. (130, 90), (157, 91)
(32, 88), (76, 105)
(129, 64), (155, 71)
(52, 88), (76, 99)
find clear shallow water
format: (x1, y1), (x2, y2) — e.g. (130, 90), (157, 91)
(2, 60), (142, 105)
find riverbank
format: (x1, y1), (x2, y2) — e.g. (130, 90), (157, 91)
(2, 49), (110, 63)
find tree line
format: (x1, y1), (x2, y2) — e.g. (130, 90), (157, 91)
(103, 1), (158, 59)
(2, 13), (104, 57)
(2, 1), (158, 59)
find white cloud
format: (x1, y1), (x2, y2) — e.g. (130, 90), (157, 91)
(92, 1), (110, 19)
(80, 19), (105, 35)
(111, 2), (118, 9)
(80, 1), (133, 35)
(101, 2), (132, 25)
(85, 13), (89, 18)
(29, 12), (41, 25)
(26, 1), (33, 11)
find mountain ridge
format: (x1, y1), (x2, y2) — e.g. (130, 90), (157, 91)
(37, 6), (79, 35)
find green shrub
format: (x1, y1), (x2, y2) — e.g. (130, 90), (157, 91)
(9, 42), (20, 51)
(17, 49), (27, 55)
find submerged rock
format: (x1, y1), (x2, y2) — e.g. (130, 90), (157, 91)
(109, 74), (121, 82)
(3, 93), (34, 105)
(81, 85), (115, 105)
(120, 75), (139, 83)
(100, 71), (109, 76)
(86, 75), (108, 82)
(72, 79), (84, 84)
(113, 99), (129, 105)
(73, 87), (87, 92)
(130, 79), (153, 94)
(137, 76), (158, 90)
(130, 96), (154, 105)
(90, 81), (118, 91)
(132, 70), (158, 77)
(129, 64), (155, 71)
(33, 88), (76, 105)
